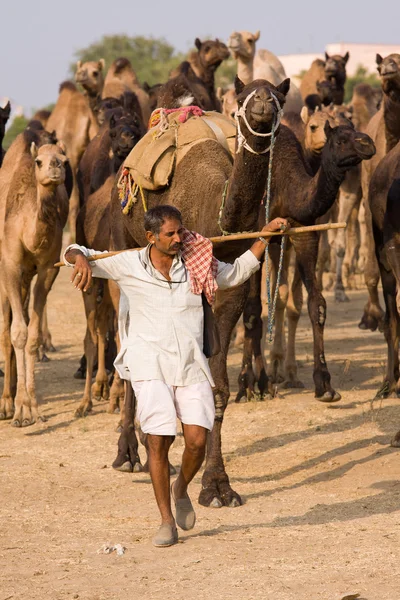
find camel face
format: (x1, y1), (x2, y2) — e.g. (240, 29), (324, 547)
(324, 123), (376, 167)
(324, 52), (349, 80)
(109, 115), (142, 161)
(195, 38), (230, 69)
(228, 31), (258, 61)
(303, 111), (336, 154)
(235, 78), (289, 130)
(32, 144), (68, 187)
(75, 59), (105, 95)
(220, 88), (238, 121)
(376, 54), (400, 95)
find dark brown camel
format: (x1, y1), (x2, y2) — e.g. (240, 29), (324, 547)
(0, 99), (11, 167)
(236, 121), (375, 403)
(173, 38), (230, 112)
(358, 54), (400, 332)
(300, 52), (349, 106)
(109, 77), (290, 506)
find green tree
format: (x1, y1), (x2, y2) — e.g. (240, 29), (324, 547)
(344, 65), (381, 103)
(71, 35), (186, 86)
(3, 115), (29, 150)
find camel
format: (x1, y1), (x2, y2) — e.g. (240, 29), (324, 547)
(75, 59), (106, 109)
(102, 58), (150, 124)
(46, 81), (99, 240)
(107, 77), (290, 505)
(143, 82), (163, 113)
(358, 53), (400, 332)
(217, 88), (237, 121)
(300, 52), (349, 106)
(228, 30), (303, 113)
(172, 39), (230, 112)
(0, 134), (69, 425)
(0, 99), (11, 167)
(31, 110), (52, 129)
(236, 120), (375, 403)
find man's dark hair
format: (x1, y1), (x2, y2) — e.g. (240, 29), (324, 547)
(144, 205), (182, 235)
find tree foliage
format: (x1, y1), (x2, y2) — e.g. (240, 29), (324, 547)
(344, 65), (381, 103)
(71, 35), (186, 86)
(3, 115), (29, 150)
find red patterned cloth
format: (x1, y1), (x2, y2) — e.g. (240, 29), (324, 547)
(181, 229), (218, 304)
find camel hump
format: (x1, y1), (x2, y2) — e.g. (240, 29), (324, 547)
(59, 81), (78, 94)
(256, 49), (286, 80)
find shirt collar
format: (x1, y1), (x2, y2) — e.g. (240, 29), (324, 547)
(140, 244), (184, 276)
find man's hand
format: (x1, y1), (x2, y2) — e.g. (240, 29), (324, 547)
(249, 218), (290, 261)
(70, 253), (93, 292)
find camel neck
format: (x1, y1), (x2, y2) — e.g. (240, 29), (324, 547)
(220, 148), (270, 233)
(383, 94), (400, 153)
(236, 57), (254, 86)
(309, 153), (346, 221)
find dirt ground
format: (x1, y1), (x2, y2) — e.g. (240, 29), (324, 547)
(1, 268), (400, 600)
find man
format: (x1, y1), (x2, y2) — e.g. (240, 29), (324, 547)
(64, 205), (289, 547)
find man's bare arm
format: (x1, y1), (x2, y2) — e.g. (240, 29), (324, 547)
(64, 248), (93, 292)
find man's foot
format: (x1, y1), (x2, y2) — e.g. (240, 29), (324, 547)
(171, 481), (196, 531)
(152, 523), (178, 547)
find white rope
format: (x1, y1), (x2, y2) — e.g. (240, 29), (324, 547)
(234, 89), (283, 155)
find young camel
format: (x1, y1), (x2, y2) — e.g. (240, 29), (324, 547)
(236, 121), (376, 403)
(0, 138), (69, 425)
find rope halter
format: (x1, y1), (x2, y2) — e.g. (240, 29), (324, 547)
(234, 89), (284, 155)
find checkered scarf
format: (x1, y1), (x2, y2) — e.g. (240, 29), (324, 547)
(181, 229), (218, 304)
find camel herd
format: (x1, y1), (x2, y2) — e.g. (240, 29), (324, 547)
(1, 31), (400, 508)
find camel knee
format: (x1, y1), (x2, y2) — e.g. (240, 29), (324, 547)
(11, 323), (28, 350)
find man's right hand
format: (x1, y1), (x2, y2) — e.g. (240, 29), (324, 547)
(70, 253), (93, 292)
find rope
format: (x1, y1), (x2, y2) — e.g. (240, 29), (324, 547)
(234, 90), (283, 155)
(217, 180), (230, 235)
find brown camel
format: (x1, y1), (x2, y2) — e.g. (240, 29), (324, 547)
(31, 110), (52, 129)
(300, 52), (349, 105)
(358, 54), (400, 331)
(102, 58), (150, 125)
(236, 121), (375, 403)
(0, 135), (69, 425)
(228, 30), (303, 113)
(0, 99), (11, 167)
(173, 38), (230, 112)
(46, 81), (98, 240)
(75, 59), (105, 104)
(108, 77), (290, 505)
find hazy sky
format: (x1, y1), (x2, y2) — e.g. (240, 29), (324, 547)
(2, 0), (400, 114)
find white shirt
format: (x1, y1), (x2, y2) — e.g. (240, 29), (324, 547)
(64, 244), (260, 386)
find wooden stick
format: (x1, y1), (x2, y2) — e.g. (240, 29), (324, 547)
(55, 221), (346, 267)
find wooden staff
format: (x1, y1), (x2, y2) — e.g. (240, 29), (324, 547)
(54, 221), (346, 267)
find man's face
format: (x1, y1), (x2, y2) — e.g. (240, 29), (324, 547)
(148, 218), (184, 256)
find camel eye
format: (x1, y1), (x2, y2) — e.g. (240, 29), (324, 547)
(247, 39), (253, 44)
(92, 71), (98, 77)
(310, 125), (318, 133)
(35, 159), (42, 168)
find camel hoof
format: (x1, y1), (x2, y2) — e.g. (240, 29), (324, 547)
(113, 460), (133, 473)
(115, 424), (123, 433)
(22, 418), (35, 427)
(317, 391), (341, 403)
(73, 369), (85, 380)
(229, 496), (241, 508)
(262, 393), (273, 400)
(374, 381), (392, 399)
(0, 369), (4, 377)
(390, 431), (400, 448)
(74, 407), (91, 418)
(40, 353), (50, 363)
(133, 462), (143, 473)
(11, 419), (22, 427)
(169, 463), (177, 475)
(46, 344), (56, 353)
(358, 321), (368, 330)
(234, 393), (248, 403)
(281, 379), (305, 389)
(335, 290), (350, 303)
(210, 497), (223, 508)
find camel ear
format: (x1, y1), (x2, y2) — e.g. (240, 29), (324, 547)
(30, 142), (38, 159)
(143, 81), (150, 93)
(1, 99), (11, 116)
(376, 54), (383, 66)
(195, 38), (202, 50)
(99, 58), (105, 71)
(234, 76), (245, 95)
(324, 119), (333, 138)
(325, 52), (330, 62)
(253, 30), (260, 41)
(58, 140), (67, 155)
(344, 51), (350, 64)
(76, 60), (82, 70)
(276, 78), (290, 97)
(216, 87), (223, 101)
(300, 106), (309, 125)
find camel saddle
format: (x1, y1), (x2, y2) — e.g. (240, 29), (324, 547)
(122, 108), (236, 191)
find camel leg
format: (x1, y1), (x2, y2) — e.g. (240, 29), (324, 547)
(316, 230), (330, 290)
(75, 284), (98, 418)
(235, 270), (268, 402)
(344, 206), (360, 290)
(0, 280), (15, 420)
(267, 243), (291, 386)
(199, 282), (250, 508)
(91, 282), (112, 403)
(359, 199), (384, 331)
(283, 258), (305, 388)
(67, 173), (80, 244)
(334, 188), (360, 302)
(293, 232), (341, 402)
(108, 281), (125, 420)
(40, 303), (56, 355)
(112, 381), (143, 473)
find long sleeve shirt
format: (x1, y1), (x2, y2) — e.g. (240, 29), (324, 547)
(64, 244), (260, 386)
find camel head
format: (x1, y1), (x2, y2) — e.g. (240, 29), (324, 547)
(323, 122), (376, 168)
(316, 80), (334, 106)
(376, 54), (400, 98)
(194, 38), (230, 70)
(218, 88), (238, 122)
(0, 98), (11, 137)
(30, 143), (69, 188)
(301, 107), (338, 155)
(324, 52), (349, 82)
(75, 59), (105, 95)
(109, 113), (142, 164)
(228, 31), (260, 61)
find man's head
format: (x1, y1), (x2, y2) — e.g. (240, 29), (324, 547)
(144, 205), (184, 256)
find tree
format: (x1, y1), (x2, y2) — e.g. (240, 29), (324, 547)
(344, 65), (381, 103)
(71, 35), (186, 85)
(3, 115), (29, 150)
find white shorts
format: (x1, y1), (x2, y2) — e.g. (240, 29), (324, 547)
(131, 380), (215, 436)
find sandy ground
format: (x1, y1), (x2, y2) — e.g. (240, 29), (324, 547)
(1, 268), (400, 600)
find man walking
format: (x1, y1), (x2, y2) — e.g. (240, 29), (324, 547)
(64, 205), (288, 547)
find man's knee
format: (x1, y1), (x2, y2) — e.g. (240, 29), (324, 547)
(147, 434), (174, 458)
(184, 427), (207, 457)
